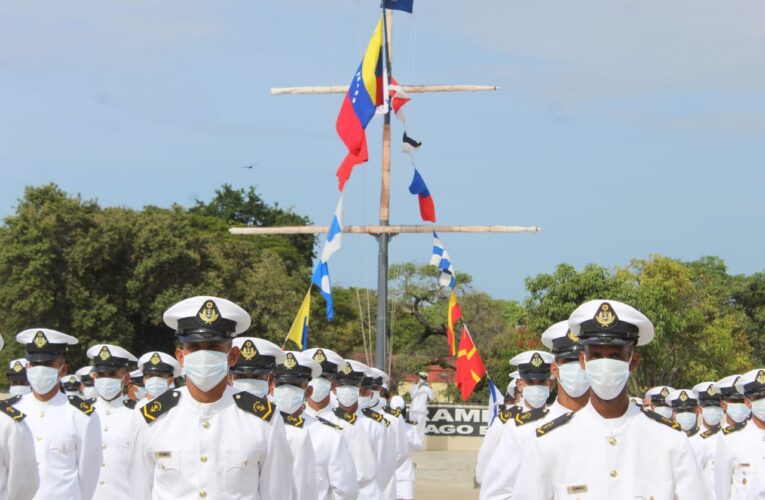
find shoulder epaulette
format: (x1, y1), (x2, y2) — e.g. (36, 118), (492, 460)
(140, 390), (181, 424)
(536, 412), (574, 437)
(333, 407), (357, 425)
(406, 418), (418, 425)
(281, 412), (305, 428)
(316, 415), (343, 431)
(685, 426), (700, 437)
(722, 421), (746, 435)
(68, 395), (95, 416)
(233, 392), (274, 422)
(3, 395), (22, 406)
(85, 398), (97, 405)
(383, 406), (402, 418)
(498, 406), (520, 424)
(701, 426), (721, 439)
(363, 408), (390, 427)
(123, 399), (137, 410)
(641, 408), (681, 431)
(0, 400), (26, 422)
(514, 407), (549, 427)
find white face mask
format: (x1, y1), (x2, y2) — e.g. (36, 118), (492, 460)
(370, 390), (381, 408)
(308, 377), (332, 403)
(522, 384), (550, 409)
(9, 385), (31, 397)
(750, 399), (765, 422)
(653, 406), (673, 419)
(233, 379), (269, 398)
(82, 386), (97, 400)
(182, 350), (229, 392)
(583, 357), (631, 401)
(145, 377), (171, 398)
(674, 411), (698, 431)
(726, 402), (751, 423)
(358, 395), (372, 409)
(94, 377), (123, 401)
(27, 366), (61, 394)
(336, 385), (360, 407)
(134, 386), (149, 400)
(274, 384), (305, 414)
(65, 390), (80, 397)
(556, 362), (590, 398)
(701, 406), (724, 426)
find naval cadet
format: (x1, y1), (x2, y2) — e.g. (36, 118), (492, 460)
(127, 296), (292, 499)
(480, 321), (591, 499)
(86, 343), (138, 499)
(136, 350), (180, 402)
(716, 374), (752, 427)
(513, 299), (711, 500)
(666, 388), (701, 437)
(228, 337), (284, 397)
(691, 381), (724, 490)
(5, 358), (31, 402)
(14, 328), (103, 500)
(273, 351), (319, 500)
(0, 335), (39, 500)
(715, 368), (765, 500)
(644, 385), (675, 419)
(127, 369), (148, 403)
(76, 365), (97, 402)
(60, 374), (81, 397)
(302, 347), (360, 500)
(475, 349), (555, 485)
(389, 395), (422, 500)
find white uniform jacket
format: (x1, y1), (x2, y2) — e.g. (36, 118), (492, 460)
(304, 412), (359, 500)
(0, 399), (39, 500)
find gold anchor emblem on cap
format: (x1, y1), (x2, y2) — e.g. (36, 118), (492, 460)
(69, 376), (76, 384)
(313, 349), (326, 363)
(594, 303), (617, 328)
(566, 330), (580, 343)
(342, 363), (353, 375)
(660, 387), (670, 398)
(679, 391), (688, 402)
(284, 353), (297, 370)
(150, 353), (162, 365)
(12, 361), (23, 373)
(757, 371), (765, 385)
(99, 346), (111, 361)
(707, 385), (715, 396)
(240, 340), (257, 361)
(197, 300), (220, 326)
(33, 331), (48, 348)
(530, 352), (543, 368)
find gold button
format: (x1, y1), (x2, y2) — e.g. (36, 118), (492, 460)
(202, 420), (210, 429)
(200, 456), (208, 463)
(106, 410), (111, 416)
(102, 463), (106, 467)
(200, 491), (207, 498)
(608, 437), (617, 446)
(99, 481), (105, 486)
(103, 427), (108, 432)
(36, 436), (42, 441)
(102, 445), (107, 449)
(610, 470), (618, 478)
(39, 412), (44, 418)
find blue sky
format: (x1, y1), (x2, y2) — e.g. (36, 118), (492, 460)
(2, 1), (764, 301)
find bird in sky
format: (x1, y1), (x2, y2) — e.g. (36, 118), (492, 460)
(241, 162), (259, 169)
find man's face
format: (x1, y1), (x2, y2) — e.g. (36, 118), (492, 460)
(580, 344), (638, 372)
(176, 341), (239, 368)
(745, 392), (765, 409)
(27, 356), (67, 375)
(92, 367), (129, 385)
(360, 386), (373, 397)
(144, 372), (174, 383)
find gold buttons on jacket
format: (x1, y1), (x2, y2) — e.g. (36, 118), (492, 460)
(608, 437), (617, 446)
(200, 456), (208, 463)
(610, 470), (618, 478)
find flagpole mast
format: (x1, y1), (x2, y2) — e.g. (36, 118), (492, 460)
(376, 7), (394, 371)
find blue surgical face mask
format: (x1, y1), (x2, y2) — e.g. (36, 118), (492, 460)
(308, 377), (332, 403)
(233, 378), (269, 398)
(726, 402), (751, 423)
(336, 386), (360, 407)
(653, 406), (673, 419)
(274, 384), (305, 414)
(701, 406), (724, 426)
(94, 377), (123, 401)
(182, 350), (229, 392)
(134, 386), (149, 400)
(145, 377), (171, 398)
(584, 357), (631, 401)
(82, 386), (97, 400)
(26, 366), (61, 394)
(9, 385), (31, 397)
(556, 362), (590, 398)
(750, 399), (765, 422)
(522, 384), (550, 409)
(674, 411), (698, 431)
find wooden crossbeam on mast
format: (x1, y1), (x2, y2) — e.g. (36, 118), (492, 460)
(230, 225), (541, 235)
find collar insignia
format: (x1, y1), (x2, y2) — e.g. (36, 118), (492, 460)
(240, 340), (257, 361)
(150, 352), (162, 365)
(594, 302), (617, 328)
(99, 346), (112, 361)
(530, 352), (543, 368)
(33, 331), (48, 349)
(197, 300), (221, 326)
(284, 353), (298, 370)
(313, 349), (326, 363)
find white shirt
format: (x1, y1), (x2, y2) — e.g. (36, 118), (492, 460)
(92, 397), (135, 499)
(373, 405), (410, 500)
(689, 425), (720, 492)
(303, 412), (358, 500)
(316, 405), (384, 500)
(409, 383), (434, 414)
(280, 412), (318, 500)
(715, 420), (765, 500)
(480, 402), (569, 499)
(360, 408), (397, 491)
(15, 392), (103, 500)
(395, 415), (422, 497)
(0, 401), (39, 500)
(127, 386), (293, 500)
(513, 401), (712, 500)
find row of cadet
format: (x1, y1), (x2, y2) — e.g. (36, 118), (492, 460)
(476, 299), (765, 500)
(0, 295), (425, 500)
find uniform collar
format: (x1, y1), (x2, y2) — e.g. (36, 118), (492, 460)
(583, 399), (642, 429)
(182, 386), (236, 414)
(95, 396), (126, 409)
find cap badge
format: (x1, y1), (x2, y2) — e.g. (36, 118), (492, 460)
(660, 387), (670, 398)
(69, 376), (76, 384)
(313, 349), (326, 363)
(33, 331), (48, 349)
(342, 363), (353, 375)
(679, 391), (688, 402)
(707, 385), (715, 396)
(150, 353), (162, 366)
(240, 340), (257, 361)
(284, 353), (297, 370)
(12, 361), (23, 373)
(530, 352), (543, 368)
(594, 303), (617, 328)
(566, 330), (580, 344)
(99, 346), (112, 361)
(197, 300), (221, 326)
(757, 371), (765, 385)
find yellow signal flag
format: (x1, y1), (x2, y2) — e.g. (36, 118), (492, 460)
(287, 290), (312, 350)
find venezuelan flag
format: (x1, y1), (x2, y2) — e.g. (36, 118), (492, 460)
(335, 18), (384, 191)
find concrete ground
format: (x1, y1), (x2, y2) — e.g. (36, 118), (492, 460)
(412, 449), (479, 500)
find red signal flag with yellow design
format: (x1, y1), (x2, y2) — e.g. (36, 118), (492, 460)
(455, 326), (486, 401)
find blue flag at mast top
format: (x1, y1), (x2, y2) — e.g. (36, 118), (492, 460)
(382, 0), (414, 13)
